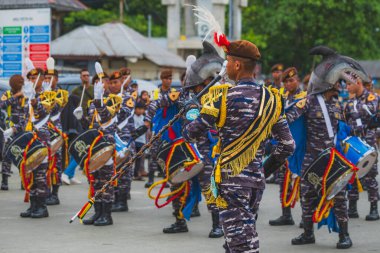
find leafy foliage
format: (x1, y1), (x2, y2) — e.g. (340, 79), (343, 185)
(64, 0), (166, 36)
(242, 0), (380, 74)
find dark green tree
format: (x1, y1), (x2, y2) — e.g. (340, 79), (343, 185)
(64, 0), (166, 36)
(242, 0), (380, 74)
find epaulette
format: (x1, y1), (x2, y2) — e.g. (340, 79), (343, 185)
(131, 91), (138, 100)
(296, 98), (307, 109)
(367, 93), (376, 102)
(152, 88), (160, 100)
(126, 97), (134, 108)
(294, 91), (307, 100)
(169, 90), (180, 101)
(200, 84), (232, 128)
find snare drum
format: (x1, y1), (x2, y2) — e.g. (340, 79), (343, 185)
(342, 136), (377, 178)
(69, 129), (114, 173)
(5, 132), (48, 173)
(49, 127), (64, 155)
(157, 138), (204, 184)
(303, 148), (354, 200)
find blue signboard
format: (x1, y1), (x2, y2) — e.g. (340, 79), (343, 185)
(3, 54), (22, 62)
(3, 63), (22, 71)
(30, 34), (49, 43)
(3, 71), (21, 77)
(3, 35), (22, 44)
(2, 45), (22, 52)
(30, 25), (49, 34)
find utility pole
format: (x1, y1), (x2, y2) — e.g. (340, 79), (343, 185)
(119, 0), (124, 22)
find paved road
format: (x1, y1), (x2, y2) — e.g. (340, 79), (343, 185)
(0, 171), (379, 253)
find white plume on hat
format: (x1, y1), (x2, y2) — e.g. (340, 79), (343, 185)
(185, 55), (196, 75)
(46, 57), (55, 72)
(25, 58), (35, 72)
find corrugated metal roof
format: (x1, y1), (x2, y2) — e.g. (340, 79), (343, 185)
(52, 22), (186, 68)
(358, 60), (380, 79)
(0, 0), (87, 11)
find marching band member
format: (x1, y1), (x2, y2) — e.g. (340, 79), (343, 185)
(269, 67), (306, 227)
(44, 58), (68, 205)
(286, 46), (368, 249)
(0, 75), (25, 191)
(82, 77), (119, 226)
(344, 77), (380, 221)
(108, 70), (136, 212)
(144, 69), (174, 188)
(183, 37), (294, 252)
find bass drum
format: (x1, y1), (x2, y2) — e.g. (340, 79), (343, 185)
(157, 138), (204, 184)
(303, 148), (354, 200)
(5, 132), (48, 173)
(49, 127), (64, 156)
(69, 129), (114, 173)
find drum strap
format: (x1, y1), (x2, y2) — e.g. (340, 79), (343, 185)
(117, 109), (134, 131)
(50, 112), (61, 122)
(317, 95), (334, 139)
(353, 100), (363, 127)
(34, 115), (50, 130)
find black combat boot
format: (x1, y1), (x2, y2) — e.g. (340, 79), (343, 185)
(83, 202), (102, 225)
(191, 203), (200, 217)
(31, 197), (49, 218)
(144, 170), (155, 188)
(163, 218), (189, 233)
(269, 207), (295, 226)
(209, 211), (224, 238)
(365, 202), (380, 221)
(291, 220), (315, 245)
(20, 196), (36, 218)
(348, 200), (359, 218)
(112, 191), (119, 211)
(112, 192), (128, 212)
(94, 202), (113, 226)
(336, 222), (352, 249)
(299, 219), (304, 228)
(1, 174), (9, 190)
(46, 185), (60, 205)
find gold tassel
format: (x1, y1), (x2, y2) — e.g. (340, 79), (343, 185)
(216, 196), (228, 208)
(357, 176), (364, 193)
(215, 163), (221, 184)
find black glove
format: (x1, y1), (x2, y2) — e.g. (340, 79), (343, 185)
(368, 115), (380, 129)
(263, 155), (285, 179)
(178, 97), (200, 112)
(132, 125), (148, 140)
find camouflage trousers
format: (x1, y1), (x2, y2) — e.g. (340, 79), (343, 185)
(198, 164), (218, 212)
(276, 165), (292, 204)
(48, 149), (62, 186)
(30, 163), (49, 198)
(219, 185), (263, 253)
(1, 159), (12, 176)
(116, 165), (133, 196)
(301, 154), (348, 224)
(30, 128), (50, 198)
(348, 163), (379, 203)
(93, 164), (115, 203)
(148, 139), (160, 174)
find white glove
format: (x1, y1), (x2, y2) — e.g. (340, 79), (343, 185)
(3, 128), (14, 141)
(42, 81), (51, 91)
(73, 107), (83, 120)
(117, 150), (125, 159)
(94, 81), (104, 100)
(23, 81), (36, 99)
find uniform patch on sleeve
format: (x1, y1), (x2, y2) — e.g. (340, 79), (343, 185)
(368, 93), (376, 102)
(126, 98), (134, 108)
(1, 94), (7, 101)
(296, 98), (306, 108)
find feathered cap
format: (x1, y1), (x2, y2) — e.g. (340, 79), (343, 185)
(192, 5), (260, 61)
(26, 58), (43, 78)
(44, 57), (58, 76)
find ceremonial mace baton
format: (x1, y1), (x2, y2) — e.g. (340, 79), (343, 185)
(70, 61), (227, 223)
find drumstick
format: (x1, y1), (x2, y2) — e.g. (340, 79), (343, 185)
(32, 73), (41, 90)
(119, 75), (131, 96)
(95, 62), (105, 106)
(78, 84), (86, 108)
